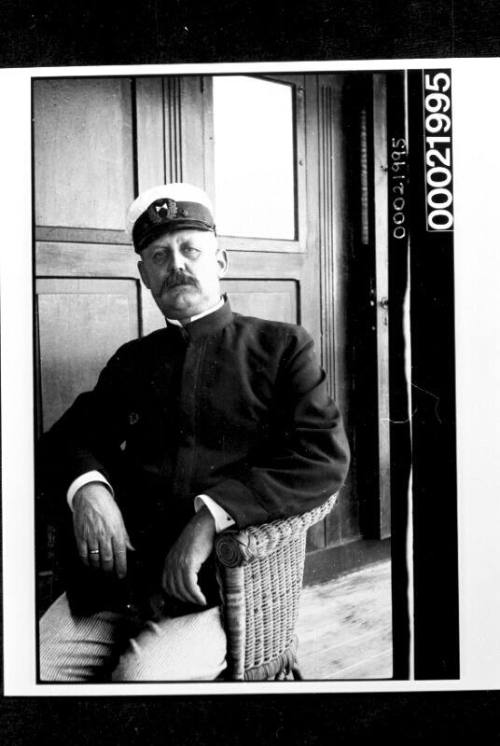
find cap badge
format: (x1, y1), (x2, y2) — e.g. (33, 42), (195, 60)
(148, 198), (178, 224)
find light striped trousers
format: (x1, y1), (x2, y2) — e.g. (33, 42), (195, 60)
(39, 593), (227, 682)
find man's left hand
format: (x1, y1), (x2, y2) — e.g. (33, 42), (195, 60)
(162, 506), (216, 605)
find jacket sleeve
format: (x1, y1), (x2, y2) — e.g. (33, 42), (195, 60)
(203, 327), (350, 529)
(36, 347), (130, 514)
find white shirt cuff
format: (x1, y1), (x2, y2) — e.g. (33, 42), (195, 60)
(67, 470), (114, 510)
(194, 494), (235, 533)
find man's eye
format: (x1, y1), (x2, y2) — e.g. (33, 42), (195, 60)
(152, 253), (167, 265)
(183, 246), (201, 257)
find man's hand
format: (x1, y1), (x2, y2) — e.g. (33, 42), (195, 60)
(162, 506), (216, 606)
(72, 482), (134, 579)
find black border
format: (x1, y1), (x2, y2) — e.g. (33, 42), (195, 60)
(2, 693), (500, 743)
(2, 0), (500, 740)
(1, 1), (500, 68)
(408, 69), (459, 679)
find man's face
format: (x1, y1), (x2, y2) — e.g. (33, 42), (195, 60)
(137, 229), (228, 320)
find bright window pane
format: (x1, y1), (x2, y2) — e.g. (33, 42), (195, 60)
(213, 76), (295, 240)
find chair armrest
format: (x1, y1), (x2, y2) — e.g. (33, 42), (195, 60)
(215, 492), (338, 568)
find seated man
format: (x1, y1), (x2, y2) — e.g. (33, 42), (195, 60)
(37, 183), (350, 682)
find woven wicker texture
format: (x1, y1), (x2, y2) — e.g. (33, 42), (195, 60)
(215, 493), (338, 680)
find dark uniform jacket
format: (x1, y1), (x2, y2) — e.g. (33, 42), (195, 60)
(38, 299), (350, 615)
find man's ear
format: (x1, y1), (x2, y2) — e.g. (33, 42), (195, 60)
(137, 260), (150, 289)
(216, 249), (228, 278)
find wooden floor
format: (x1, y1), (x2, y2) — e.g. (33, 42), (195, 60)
(296, 560), (392, 680)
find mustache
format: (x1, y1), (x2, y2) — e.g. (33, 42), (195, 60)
(162, 270), (199, 292)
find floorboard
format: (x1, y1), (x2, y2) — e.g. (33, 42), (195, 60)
(296, 559), (392, 680)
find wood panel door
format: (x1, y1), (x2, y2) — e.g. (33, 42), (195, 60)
(34, 78), (134, 245)
(34, 77), (157, 435)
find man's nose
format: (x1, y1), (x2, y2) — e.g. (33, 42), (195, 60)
(168, 248), (186, 272)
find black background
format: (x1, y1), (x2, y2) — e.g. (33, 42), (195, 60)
(0, 0), (500, 67)
(2, 693), (500, 744)
(407, 69), (459, 680)
(2, 0), (500, 741)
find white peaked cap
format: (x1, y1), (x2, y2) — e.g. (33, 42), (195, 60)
(126, 183), (214, 236)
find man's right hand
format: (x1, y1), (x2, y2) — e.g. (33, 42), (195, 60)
(72, 482), (134, 579)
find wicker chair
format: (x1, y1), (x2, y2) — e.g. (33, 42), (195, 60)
(214, 493), (338, 681)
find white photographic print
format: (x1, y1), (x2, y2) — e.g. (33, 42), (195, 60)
(1, 59), (499, 695)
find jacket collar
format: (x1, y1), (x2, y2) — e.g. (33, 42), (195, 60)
(166, 297), (225, 327)
(165, 295), (233, 341)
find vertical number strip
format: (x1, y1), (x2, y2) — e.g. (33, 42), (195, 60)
(423, 70), (454, 232)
